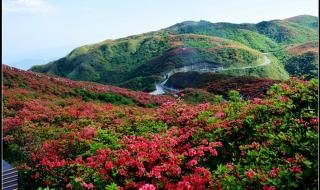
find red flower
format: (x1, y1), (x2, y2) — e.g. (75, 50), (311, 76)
(246, 169), (255, 179)
(292, 166), (302, 173)
(24, 165), (31, 170)
(105, 161), (113, 170)
(263, 185), (276, 190)
(261, 175), (267, 182)
(287, 158), (296, 164)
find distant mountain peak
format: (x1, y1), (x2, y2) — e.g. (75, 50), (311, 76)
(285, 14), (317, 20)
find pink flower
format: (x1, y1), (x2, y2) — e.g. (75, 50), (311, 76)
(209, 142), (215, 147)
(216, 141), (223, 147)
(226, 163), (233, 170)
(268, 167), (279, 178)
(80, 127), (97, 139)
(209, 148), (218, 156)
(139, 184), (156, 190)
(202, 139), (208, 145)
(278, 96), (288, 103)
(87, 183), (94, 189)
(149, 166), (162, 178)
(253, 98), (261, 104)
(3, 135), (14, 143)
(188, 149), (197, 157)
(66, 183), (73, 189)
(215, 112), (226, 118)
(188, 159), (198, 167)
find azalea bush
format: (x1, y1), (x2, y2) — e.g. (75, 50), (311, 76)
(2, 65), (318, 189)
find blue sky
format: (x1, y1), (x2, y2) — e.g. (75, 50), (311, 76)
(2, 0), (318, 69)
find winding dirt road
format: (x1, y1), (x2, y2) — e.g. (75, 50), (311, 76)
(150, 53), (272, 95)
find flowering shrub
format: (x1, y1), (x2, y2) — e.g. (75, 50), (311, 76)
(2, 65), (318, 189)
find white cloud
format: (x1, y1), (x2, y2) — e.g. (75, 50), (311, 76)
(2, 0), (55, 14)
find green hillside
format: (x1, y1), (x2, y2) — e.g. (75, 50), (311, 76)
(166, 21), (280, 52)
(30, 15), (318, 91)
(217, 54), (289, 80)
(165, 15), (318, 49)
(31, 34), (265, 92)
(255, 20), (318, 44)
(273, 41), (319, 80)
(285, 15), (319, 30)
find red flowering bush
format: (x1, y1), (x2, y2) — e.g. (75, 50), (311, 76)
(2, 65), (318, 189)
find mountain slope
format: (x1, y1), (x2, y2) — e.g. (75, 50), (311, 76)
(3, 65), (172, 106)
(31, 34), (266, 91)
(273, 41), (319, 80)
(30, 15), (317, 91)
(166, 21), (280, 52)
(255, 19), (318, 44)
(285, 15), (318, 30)
(165, 15), (318, 49)
(4, 64), (319, 189)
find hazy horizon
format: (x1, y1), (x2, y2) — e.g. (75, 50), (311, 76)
(2, 0), (318, 70)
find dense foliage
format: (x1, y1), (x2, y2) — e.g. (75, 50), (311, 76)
(3, 65), (318, 190)
(284, 52), (318, 80)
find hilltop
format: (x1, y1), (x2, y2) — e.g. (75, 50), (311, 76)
(285, 15), (318, 30)
(166, 16), (317, 49)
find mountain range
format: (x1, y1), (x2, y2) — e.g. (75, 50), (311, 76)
(30, 15), (318, 92)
